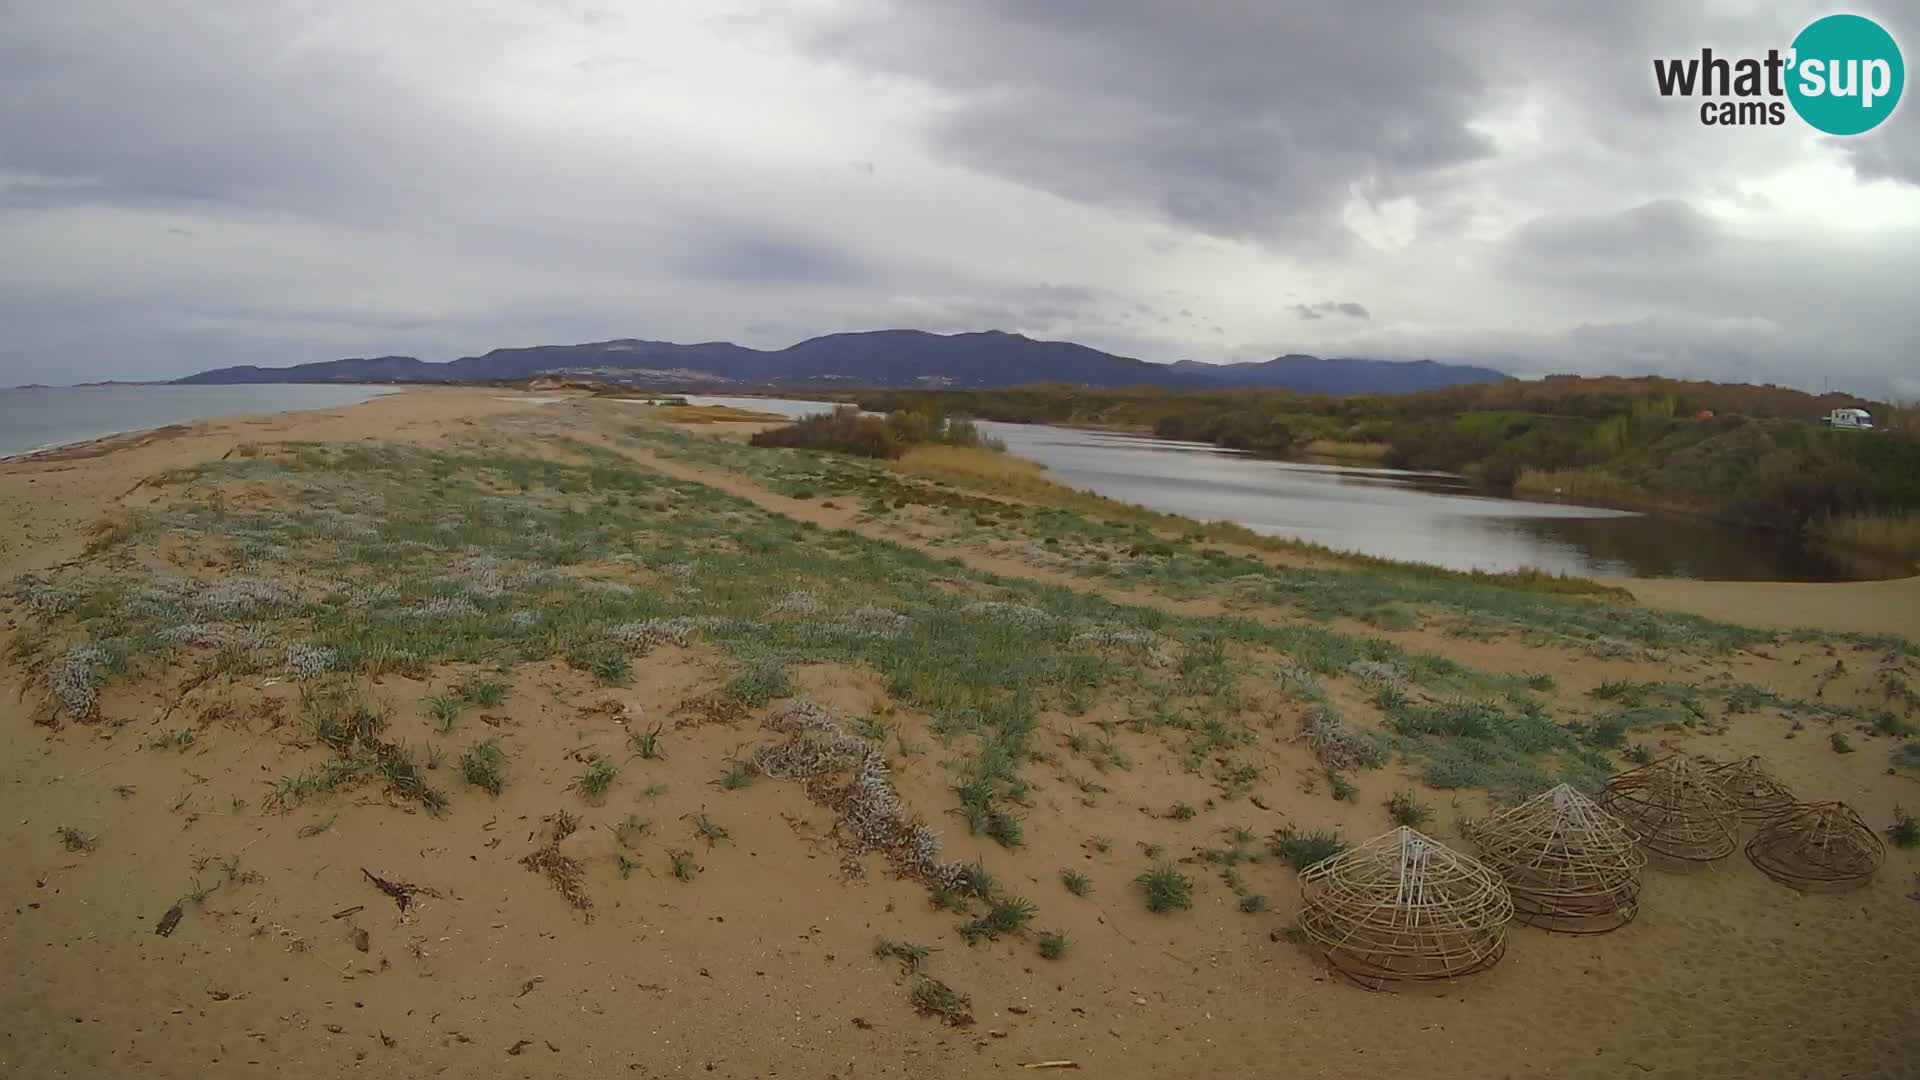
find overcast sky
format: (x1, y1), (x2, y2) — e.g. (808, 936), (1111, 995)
(2, 1), (1915, 395)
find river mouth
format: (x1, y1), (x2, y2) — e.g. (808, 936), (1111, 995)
(675, 395), (1906, 583)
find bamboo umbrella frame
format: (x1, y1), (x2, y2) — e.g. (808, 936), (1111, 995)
(1468, 783), (1644, 933)
(1297, 826), (1514, 990)
(1745, 801), (1884, 892)
(1600, 755), (1739, 863)
(1705, 756), (1798, 825)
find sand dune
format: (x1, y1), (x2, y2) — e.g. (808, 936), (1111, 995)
(2, 391), (1915, 1079)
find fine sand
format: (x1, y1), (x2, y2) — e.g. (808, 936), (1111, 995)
(1621, 574), (1920, 639)
(2, 390), (1916, 1080)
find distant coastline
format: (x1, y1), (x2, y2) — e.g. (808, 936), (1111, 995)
(0, 383), (400, 460)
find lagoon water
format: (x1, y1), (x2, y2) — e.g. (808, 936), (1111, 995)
(678, 394), (1894, 582)
(0, 384), (398, 458)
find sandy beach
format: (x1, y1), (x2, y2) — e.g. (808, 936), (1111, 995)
(3, 388), (1916, 1080)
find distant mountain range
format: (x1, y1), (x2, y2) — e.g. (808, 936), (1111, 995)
(175, 329), (1511, 394)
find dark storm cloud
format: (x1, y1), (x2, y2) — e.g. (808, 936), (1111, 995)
(1510, 199), (1721, 262)
(1292, 301), (1370, 321)
(800, 0), (1523, 245)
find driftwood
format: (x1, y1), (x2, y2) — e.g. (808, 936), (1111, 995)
(362, 868), (419, 912)
(155, 904), (184, 937)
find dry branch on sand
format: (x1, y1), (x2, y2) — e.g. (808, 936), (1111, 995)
(750, 700), (965, 890)
(1466, 783), (1643, 933)
(521, 843), (592, 912)
(1599, 756), (1739, 864)
(1296, 826), (1513, 990)
(1745, 802), (1884, 892)
(1301, 708), (1385, 771)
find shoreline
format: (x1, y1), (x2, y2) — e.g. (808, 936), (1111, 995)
(0, 383), (407, 463)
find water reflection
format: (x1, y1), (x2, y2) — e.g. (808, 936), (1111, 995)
(674, 396), (1896, 582)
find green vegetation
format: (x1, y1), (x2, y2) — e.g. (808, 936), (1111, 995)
(1888, 807), (1919, 849)
(427, 691), (461, 732)
(873, 938), (934, 974)
(572, 755), (618, 804)
(629, 723), (666, 760)
(460, 739), (507, 796)
(1325, 769), (1358, 802)
(1872, 711), (1919, 739)
(749, 404), (1004, 461)
(266, 685), (446, 814)
(668, 848), (700, 881)
(713, 759), (756, 791)
(1387, 790), (1431, 828)
(959, 893), (1037, 944)
(456, 674), (508, 707)
(1036, 929), (1070, 960)
(1271, 827), (1346, 871)
(615, 813), (652, 848)
(909, 977), (974, 1026)
(374, 742), (448, 815)
(1137, 863), (1193, 913)
(1059, 868), (1093, 896)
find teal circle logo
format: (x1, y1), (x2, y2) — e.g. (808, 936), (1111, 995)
(1787, 14), (1904, 135)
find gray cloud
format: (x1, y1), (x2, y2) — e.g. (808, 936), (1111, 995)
(0, 1), (1914, 397)
(1511, 200), (1721, 261)
(669, 222), (874, 287)
(1292, 301), (1371, 322)
(800, 0), (1508, 247)
(1838, 130), (1920, 187)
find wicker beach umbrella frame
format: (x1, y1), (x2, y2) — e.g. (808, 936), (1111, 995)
(1705, 756), (1798, 825)
(1599, 755), (1740, 863)
(1469, 783), (1645, 933)
(1298, 826), (1514, 990)
(1745, 801), (1884, 892)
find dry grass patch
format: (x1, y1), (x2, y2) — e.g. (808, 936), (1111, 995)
(1811, 511), (1920, 565)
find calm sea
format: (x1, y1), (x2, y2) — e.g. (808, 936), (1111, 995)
(0, 384), (399, 458)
